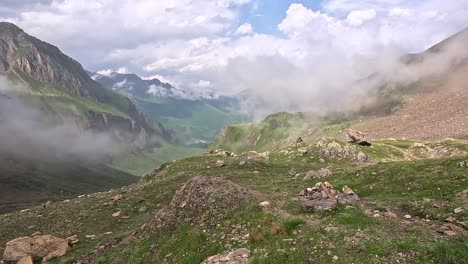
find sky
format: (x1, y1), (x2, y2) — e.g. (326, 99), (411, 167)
(1, 0), (468, 105)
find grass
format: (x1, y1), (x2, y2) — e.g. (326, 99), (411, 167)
(0, 138), (467, 263)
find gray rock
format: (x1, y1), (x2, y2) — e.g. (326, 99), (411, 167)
(299, 196), (338, 211)
(346, 129), (372, 146)
(201, 248), (251, 264)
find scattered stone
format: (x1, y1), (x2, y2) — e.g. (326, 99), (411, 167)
(112, 211), (122, 217)
(437, 223), (465, 236)
(332, 255), (339, 261)
(298, 147), (310, 156)
(346, 129), (372, 146)
(299, 182), (359, 211)
(66, 235), (79, 245)
(201, 248), (251, 264)
(445, 216), (456, 223)
(110, 194), (124, 203)
(31, 232), (41, 237)
(354, 152), (371, 163)
(259, 201), (271, 208)
(208, 149), (233, 157)
(3, 235), (71, 263)
(42, 201), (52, 209)
(319, 158), (325, 163)
(383, 211), (398, 218)
(403, 215), (412, 219)
(317, 139), (356, 159)
(85, 235), (95, 239)
(454, 207), (463, 214)
(458, 161), (467, 168)
(304, 168), (333, 181)
(138, 206), (148, 213)
(239, 160), (246, 166)
(288, 168), (297, 177)
(215, 160), (226, 168)
(338, 186), (359, 205)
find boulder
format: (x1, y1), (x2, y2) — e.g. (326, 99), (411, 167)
(215, 160), (226, 168)
(346, 129), (372, 146)
(3, 235), (70, 262)
(201, 248), (251, 264)
(458, 161), (467, 168)
(296, 137), (304, 144)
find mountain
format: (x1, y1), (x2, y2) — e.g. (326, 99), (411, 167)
(212, 28), (468, 152)
(91, 71), (247, 146)
(89, 71), (183, 98)
(351, 28), (468, 140)
(0, 22), (177, 211)
(0, 22), (170, 147)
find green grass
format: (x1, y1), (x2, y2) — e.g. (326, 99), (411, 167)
(0, 138), (467, 263)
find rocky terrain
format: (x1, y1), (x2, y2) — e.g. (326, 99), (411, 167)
(0, 135), (466, 263)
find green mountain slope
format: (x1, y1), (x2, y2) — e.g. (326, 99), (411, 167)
(90, 71), (247, 145)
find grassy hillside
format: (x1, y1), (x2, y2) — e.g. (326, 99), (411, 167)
(211, 112), (354, 153)
(0, 156), (138, 214)
(0, 138), (466, 263)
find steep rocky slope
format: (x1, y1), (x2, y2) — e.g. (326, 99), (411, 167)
(0, 22), (170, 147)
(351, 28), (468, 140)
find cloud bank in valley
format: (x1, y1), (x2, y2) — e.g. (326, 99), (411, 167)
(2, 0), (468, 116)
(0, 77), (120, 161)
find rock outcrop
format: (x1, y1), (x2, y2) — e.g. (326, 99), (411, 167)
(3, 235), (72, 263)
(151, 176), (252, 233)
(346, 129), (372, 146)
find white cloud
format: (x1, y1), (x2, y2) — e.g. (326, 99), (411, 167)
(235, 23), (253, 35)
(346, 9), (376, 26)
(196, 80), (211, 88)
(2, 0), (468, 114)
(116, 67), (129, 74)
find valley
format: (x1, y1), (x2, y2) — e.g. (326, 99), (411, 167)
(0, 4), (467, 264)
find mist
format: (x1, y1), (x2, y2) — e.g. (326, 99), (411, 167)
(222, 30), (468, 120)
(0, 77), (121, 162)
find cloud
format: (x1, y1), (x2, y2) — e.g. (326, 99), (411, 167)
(0, 77), (120, 161)
(346, 9), (376, 26)
(2, 0), (468, 116)
(235, 23), (253, 35)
